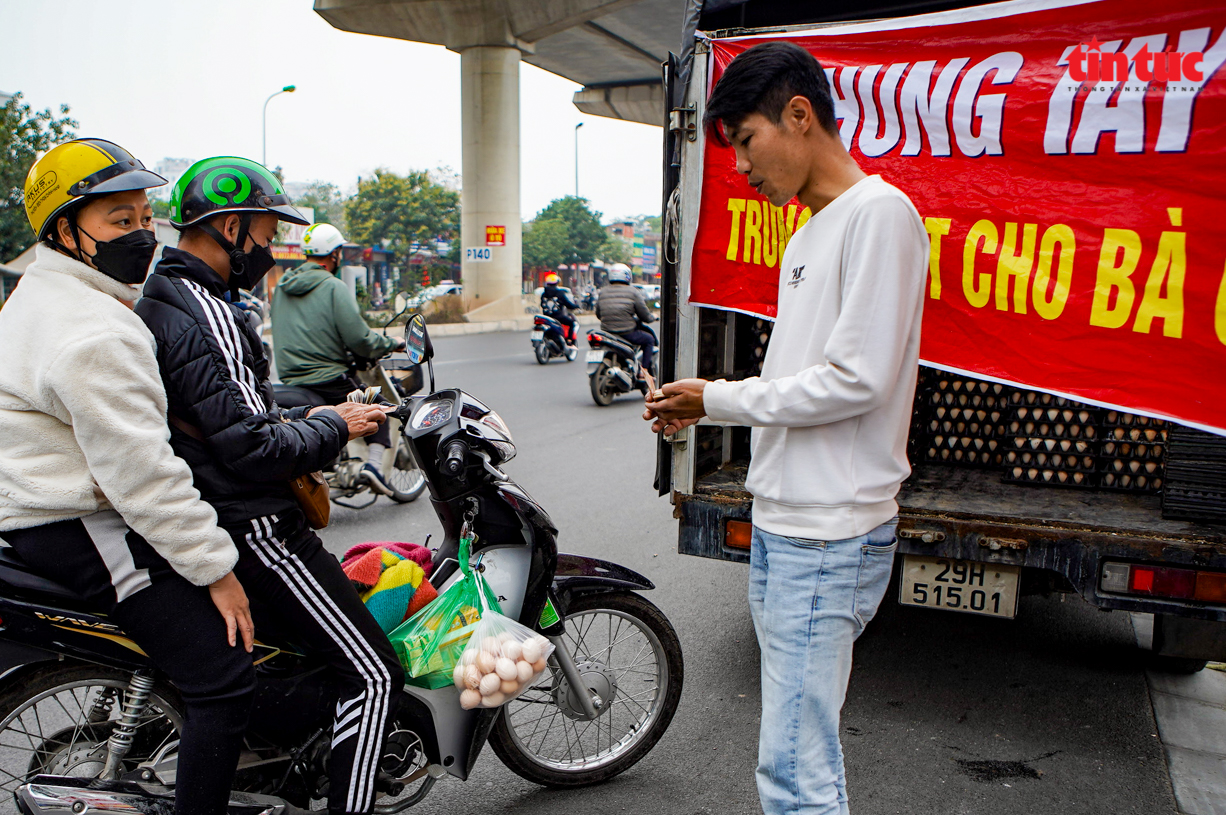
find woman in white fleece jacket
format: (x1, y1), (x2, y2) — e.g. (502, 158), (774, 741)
(0, 139), (259, 815)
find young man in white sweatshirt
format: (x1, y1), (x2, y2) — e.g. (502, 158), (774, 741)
(645, 43), (928, 814)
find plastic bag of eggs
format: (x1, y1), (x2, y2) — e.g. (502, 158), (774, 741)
(453, 614), (554, 710)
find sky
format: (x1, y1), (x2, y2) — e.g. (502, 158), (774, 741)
(0, 0), (665, 224)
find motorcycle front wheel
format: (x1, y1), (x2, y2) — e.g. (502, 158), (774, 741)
(387, 446), (427, 503)
(489, 591), (683, 788)
(0, 662), (183, 796)
(589, 363), (616, 407)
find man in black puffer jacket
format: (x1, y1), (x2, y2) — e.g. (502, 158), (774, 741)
(137, 157), (402, 815)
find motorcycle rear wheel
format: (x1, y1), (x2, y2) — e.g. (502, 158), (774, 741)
(489, 591), (683, 788)
(534, 343), (551, 365)
(589, 363), (616, 407)
(0, 662), (183, 796)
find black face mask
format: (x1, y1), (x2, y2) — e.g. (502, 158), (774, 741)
(75, 226), (158, 285)
(231, 240), (276, 291)
(199, 214), (277, 292)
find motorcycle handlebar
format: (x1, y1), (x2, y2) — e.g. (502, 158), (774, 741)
(440, 440), (468, 477)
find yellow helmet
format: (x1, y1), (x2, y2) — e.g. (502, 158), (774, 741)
(24, 138), (167, 241)
(544, 272), (560, 285)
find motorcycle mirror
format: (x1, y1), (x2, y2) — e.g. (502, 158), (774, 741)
(405, 313), (433, 365)
(406, 314), (436, 392)
(394, 292), (409, 314)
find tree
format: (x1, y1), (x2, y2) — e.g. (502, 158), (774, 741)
(0, 93), (77, 263)
(522, 218), (568, 273)
(599, 235), (632, 265)
(346, 169), (459, 289)
(294, 180), (348, 232)
(533, 196), (606, 266)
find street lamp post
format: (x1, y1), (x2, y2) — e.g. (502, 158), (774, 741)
(262, 85), (296, 167)
(574, 122), (584, 198)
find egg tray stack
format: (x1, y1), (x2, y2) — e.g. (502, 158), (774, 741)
(1161, 426), (1226, 524)
(910, 370), (1013, 469)
(746, 318), (773, 377)
(1000, 393), (1103, 489)
(1097, 411), (1168, 493)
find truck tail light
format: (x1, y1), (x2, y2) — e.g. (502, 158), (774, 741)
(1129, 566), (1196, 599)
(725, 520), (752, 550)
(1101, 561), (1226, 603)
(1195, 572), (1226, 603)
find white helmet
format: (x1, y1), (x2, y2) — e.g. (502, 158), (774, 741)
(301, 222), (348, 257)
(607, 263), (632, 284)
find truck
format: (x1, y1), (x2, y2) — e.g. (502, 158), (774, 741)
(653, 0), (1226, 672)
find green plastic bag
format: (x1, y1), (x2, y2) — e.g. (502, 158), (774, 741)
(389, 535), (502, 689)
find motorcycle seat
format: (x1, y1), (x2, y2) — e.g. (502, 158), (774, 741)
(0, 547), (88, 605)
(272, 383), (327, 409)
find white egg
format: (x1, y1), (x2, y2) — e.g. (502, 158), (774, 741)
(452, 662), (466, 689)
(532, 658), (548, 674)
(479, 672), (501, 696)
(481, 691), (506, 708)
(459, 689), (482, 710)
(502, 640), (522, 662)
(464, 664), (482, 690)
(521, 640), (541, 664)
(476, 651), (497, 674)
(498, 630), (516, 642)
(481, 636), (502, 656)
(460, 648), (477, 666)
(516, 660), (534, 682)
(495, 657), (517, 680)
(500, 678), (519, 695)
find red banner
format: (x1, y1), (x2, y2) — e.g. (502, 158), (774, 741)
(689, 0), (1226, 434)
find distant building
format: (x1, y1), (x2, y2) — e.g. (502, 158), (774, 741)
(606, 221), (661, 280)
(153, 158), (194, 195)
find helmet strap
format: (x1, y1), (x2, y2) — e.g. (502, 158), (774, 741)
(198, 213), (254, 294)
(42, 212), (89, 265)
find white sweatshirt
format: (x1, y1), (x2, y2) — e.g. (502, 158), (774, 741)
(0, 244), (238, 586)
(703, 175), (928, 541)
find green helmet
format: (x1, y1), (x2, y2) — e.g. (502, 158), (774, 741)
(169, 156), (309, 228)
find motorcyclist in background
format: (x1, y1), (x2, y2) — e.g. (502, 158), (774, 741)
(596, 264), (657, 377)
(271, 222), (405, 496)
(540, 272), (580, 348)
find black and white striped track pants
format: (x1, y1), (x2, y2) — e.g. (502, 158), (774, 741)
(232, 513), (403, 815)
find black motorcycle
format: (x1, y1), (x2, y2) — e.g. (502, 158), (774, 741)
(4, 314), (683, 814)
(530, 315), (576, 365)
(585, 325), (657, 407)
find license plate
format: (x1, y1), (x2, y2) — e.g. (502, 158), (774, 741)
(531, 330), (544, 341)
(585, 350), (604, 364)
(899, 555), (1020, 618)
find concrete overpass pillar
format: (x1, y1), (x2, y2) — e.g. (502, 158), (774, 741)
(460, 45), (523, 320)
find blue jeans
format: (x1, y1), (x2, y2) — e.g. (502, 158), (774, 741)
(748, 518), (899, 815)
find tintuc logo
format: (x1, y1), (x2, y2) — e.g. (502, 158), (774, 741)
(1068, 35), (1204, 82)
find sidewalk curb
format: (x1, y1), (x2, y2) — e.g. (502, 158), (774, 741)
(1134, 613), (1226, 815)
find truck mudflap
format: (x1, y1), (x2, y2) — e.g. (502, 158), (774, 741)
(676, 493), (1226, 624)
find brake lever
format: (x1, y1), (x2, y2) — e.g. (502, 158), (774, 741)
(474, 450), (509, 482)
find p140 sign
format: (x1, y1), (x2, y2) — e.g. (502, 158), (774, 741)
(690, 0), (1226, 434)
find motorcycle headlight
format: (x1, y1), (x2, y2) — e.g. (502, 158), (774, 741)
(477, 409), (516, 463)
